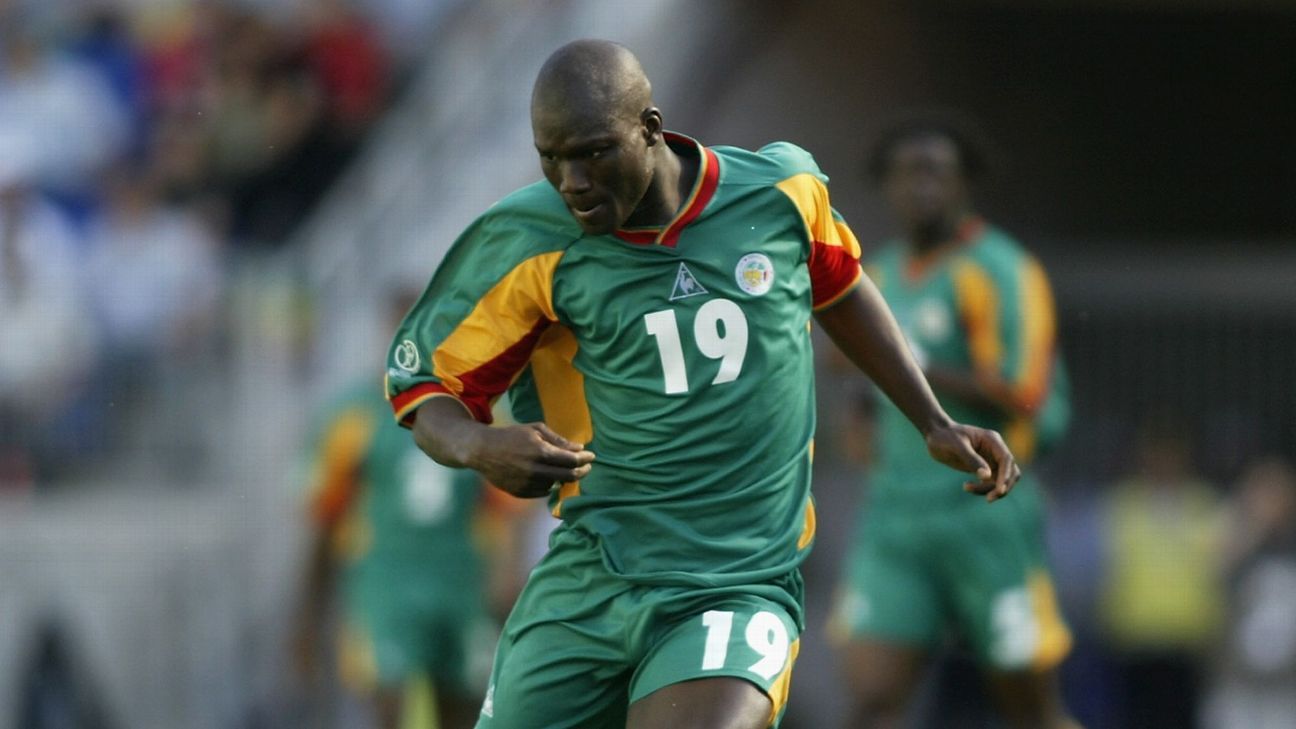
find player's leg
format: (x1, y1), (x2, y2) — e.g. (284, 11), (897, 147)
(335, 618), (411, 729)
(423, 608), (499, 729)
(475, 606), (631, 728)
(627, 591), (802, 729)
(476, 526), (635, 728)
(831, 519), (944, 728)
(985, 667), (1083, 729)
(626, 677), (772, 729)
(944, 486), (1079, 729)
(838, 639), (930, 729)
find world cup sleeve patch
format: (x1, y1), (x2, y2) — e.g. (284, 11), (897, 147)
(735, 253), (774, 296)
(394, 340), (421, 372)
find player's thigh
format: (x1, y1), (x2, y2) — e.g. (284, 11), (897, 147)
(830, 525), (944, 657)
(421, 608), (495, 700)
(943, 500), (1072, 673)
(627, 677), (772, 729)
(476, 619), (631, 729)
(838, 638), (931, 711)
(336, 605), (419, 696)
(630, 598), (799, 728)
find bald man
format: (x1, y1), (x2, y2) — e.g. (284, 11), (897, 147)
(384, 40), (1021, 729)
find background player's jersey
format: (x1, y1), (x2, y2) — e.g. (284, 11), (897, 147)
(866, 221), (1070, 508)
(386, 133), (862, 588)
(308, 382), (484, 591)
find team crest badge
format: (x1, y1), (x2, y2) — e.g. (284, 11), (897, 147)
(394, 340), (420, 372)
(735, 253), (774, 296)
(670, 262), (708, 301)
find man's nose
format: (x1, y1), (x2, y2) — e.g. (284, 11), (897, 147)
(559, 161), (592, 195)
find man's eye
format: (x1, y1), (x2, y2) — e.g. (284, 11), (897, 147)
(540, 153), (557, 163)
(589, 147), (610, 160)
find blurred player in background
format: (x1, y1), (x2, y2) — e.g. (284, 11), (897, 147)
(386, 40), (1022, 729)
(832, 118), (1080, 729)
(295, 291), (524, 729)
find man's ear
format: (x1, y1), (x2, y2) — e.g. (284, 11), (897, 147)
(641, 107), (663, 145)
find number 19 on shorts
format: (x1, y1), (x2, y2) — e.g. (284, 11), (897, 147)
(699, 610), (790, 680)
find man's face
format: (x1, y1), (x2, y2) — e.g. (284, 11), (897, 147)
(882, 135), (968, 235)
(532, 105), (654, 236)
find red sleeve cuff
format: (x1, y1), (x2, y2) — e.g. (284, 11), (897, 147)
(809, 241), (863, 309)
(390, 382), (493, 427)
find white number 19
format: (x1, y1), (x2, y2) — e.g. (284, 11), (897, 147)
(698, 609), (790, 680)
(643, 298), (748, 395)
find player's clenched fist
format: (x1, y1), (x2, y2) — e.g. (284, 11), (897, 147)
(923, 423), (1021, 502)
(465, 422), (595, 498)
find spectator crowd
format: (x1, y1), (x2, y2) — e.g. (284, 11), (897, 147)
(0, 0), (426, 488)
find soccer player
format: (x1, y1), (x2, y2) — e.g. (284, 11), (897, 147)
(831, 119), (1079, 729)
(296, 296), (507, 729)
(385, 40), (1021, 729)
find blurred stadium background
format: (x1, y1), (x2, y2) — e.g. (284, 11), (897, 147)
(0, 0), (1292, 727)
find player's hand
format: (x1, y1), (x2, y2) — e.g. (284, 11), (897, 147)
(924, 423), (1020, 502)
(467, 422), (595, 498)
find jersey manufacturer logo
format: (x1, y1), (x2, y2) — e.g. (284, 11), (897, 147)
(669, 262), (709, 301)
(394, 340), (421, 372)
(735, 253), (774, 296)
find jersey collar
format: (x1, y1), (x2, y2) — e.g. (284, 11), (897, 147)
(614, 131), (720, 248)
(903, 215), (987, 282)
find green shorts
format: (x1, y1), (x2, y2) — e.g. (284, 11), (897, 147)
(831, 479), (1071, 672)
(339, 569), (495, 696)
(476, 526), (804, 729)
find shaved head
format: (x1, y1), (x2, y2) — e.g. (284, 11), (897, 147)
(530, 40), (674, 236)
(531, 39), (653, 124)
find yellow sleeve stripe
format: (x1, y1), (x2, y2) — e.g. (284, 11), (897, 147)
(1017, 258), (1057, 410)
(774, 174), (860, 253)
(433, 251), (563, 402)
(310, 408), (375, 525)
(529, 325), (592, 444)
(953, 261), (1003, 373)
(833, 215), (863, 259)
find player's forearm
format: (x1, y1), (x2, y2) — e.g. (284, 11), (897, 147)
(411, 396), (490, 469)
(925, 366), (1036, 420)
(815, 281), (953, 436)
(924, 366), (1006, 415)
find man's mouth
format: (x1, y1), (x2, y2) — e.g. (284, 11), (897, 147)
(571, 201), (606, 224)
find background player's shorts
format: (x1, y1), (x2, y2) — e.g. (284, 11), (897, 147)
(339, 572), (495, 697)
(831, 478), (1071, 672)
(476, 526), (804, 729)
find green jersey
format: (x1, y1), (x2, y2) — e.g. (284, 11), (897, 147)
(386, 133), (863, 588)
(309, 382), (484, 589)
(867, 220), (1070, 508)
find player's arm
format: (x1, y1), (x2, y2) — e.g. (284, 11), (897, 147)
(292, 408), (372, 679)
(937, 255), (1058, 419)
(779, 161), (1020, 500)
(410, 397), (592, 498)
(815, 278), (1019, 501)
